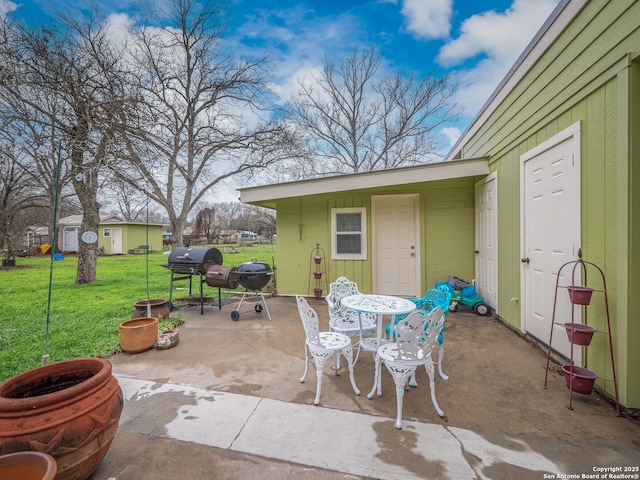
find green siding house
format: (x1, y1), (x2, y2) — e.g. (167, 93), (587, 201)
(58, 214), (163, 255)
(239, 0), (640, 411)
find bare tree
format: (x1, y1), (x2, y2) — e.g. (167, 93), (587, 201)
(114, 0), (294, 247)
(0, 12), (135, 283)
(193, 204), (216, 243)
(284, 46), (461, 176)
(0, 142), (36, 261)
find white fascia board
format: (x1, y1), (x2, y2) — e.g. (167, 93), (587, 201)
(239, 159), (489, 204)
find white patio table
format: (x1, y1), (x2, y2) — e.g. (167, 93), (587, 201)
(340, 294), (416, 360)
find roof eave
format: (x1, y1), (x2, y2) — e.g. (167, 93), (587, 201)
(239, 158), (489, 207)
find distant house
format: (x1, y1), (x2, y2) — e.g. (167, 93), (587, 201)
(218, 230), (242, 244)
(240, 231), (258, 242)
(57, 214), (163, 254)
(25, 226), (49, 248)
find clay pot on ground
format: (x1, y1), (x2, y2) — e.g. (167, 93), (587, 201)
(119, 317), (159, 354)
(0, 358), (123, 480)
(131, 298), (170, 319)
(0, 451), (57, 480)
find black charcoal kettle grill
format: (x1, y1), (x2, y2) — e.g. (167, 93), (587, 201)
(231, 257), (274, 321)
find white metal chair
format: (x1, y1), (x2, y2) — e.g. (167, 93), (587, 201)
(296, 295), (360, 405)
(326, 276), (377, 363)
(368, 307), (446, 429)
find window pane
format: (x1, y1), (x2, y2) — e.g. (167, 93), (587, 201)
(336, 213), (361, 232)
(337, 234), (361, 254)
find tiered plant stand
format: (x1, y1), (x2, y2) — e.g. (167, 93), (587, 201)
(544, 249), (620, 414)
(308, 243), (327, 299)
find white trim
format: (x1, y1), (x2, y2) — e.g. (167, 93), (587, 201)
(331, 207), (367, 260)
(239, 159), (488, 204)
(521, 122), (581, 162)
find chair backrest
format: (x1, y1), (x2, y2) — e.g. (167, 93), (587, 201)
(326, 276), (360, 318)
(414, 285), (452, 313)
(394, 307), (446, 361)
(296, 295), (321, 346)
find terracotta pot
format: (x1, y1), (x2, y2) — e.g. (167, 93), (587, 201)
(313, 288), (323, 299)
(0, 358), (123, 480)
(314, 256), (321, 265)
(119, 317), (159, 354)
(0, 451), (57, 480)
(313, 272), (322, 280)
(131, 298), (170, 319)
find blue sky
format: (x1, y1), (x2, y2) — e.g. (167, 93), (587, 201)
(2, 0), (559, 200)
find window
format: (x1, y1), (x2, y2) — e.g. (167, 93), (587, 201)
(103, 228), (110, 237)
(331, 207), (367, 260)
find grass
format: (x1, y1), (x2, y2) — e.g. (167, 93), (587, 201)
(0, 243), (277, 382)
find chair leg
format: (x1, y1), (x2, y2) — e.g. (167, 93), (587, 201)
(313, 355), (328, 406)
(437, 341), (449, 380)
(300, 344), (310, 383)
(408, 371), (418, 387)
(385, 366), (412, 429)
(425, 359), (444, 417)
(341, 345), (360, 396)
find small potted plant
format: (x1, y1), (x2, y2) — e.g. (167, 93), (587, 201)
(2, 246), (16, 267)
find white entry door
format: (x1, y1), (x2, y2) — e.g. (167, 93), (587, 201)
(475, 172), (498, 312)
(372, 194), (420, 297)
(521, 122), (581, 360)
(111, 228), (123, 255)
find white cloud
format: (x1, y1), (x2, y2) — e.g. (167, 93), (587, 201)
(401, 0), (452, 40)
(441, 126), (461, 149)
(0, 0), (17, 18)
(439, 0), (559, 119)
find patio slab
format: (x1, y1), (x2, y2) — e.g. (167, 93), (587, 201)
(90, 295), (640, 480)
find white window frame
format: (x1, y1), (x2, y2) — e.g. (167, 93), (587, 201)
(103, 228), (111, 237)
(331, 207), (367, 260)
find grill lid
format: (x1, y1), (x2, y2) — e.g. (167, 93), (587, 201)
(168, 247), (223, 274)
(236, 258), (273, 291)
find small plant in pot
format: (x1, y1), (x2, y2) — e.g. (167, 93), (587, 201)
(2, 245), (16, 267)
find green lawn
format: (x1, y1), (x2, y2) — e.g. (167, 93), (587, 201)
(0, 244), (277, 381)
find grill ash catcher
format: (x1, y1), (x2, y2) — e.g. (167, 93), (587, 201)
(231, 257), (274, 321)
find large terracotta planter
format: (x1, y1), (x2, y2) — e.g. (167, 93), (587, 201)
(0, 451), (57, 480)
(0, 358), (123, 480)
(119, 317), (159, 354)
(131, 298), (170, 320)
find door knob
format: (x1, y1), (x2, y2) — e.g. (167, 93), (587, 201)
(521, 257), (530, 264)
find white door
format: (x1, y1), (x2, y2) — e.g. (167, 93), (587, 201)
(475, 172), (498, 312)
(521, 122), (581, 360)
(372, 194), (420, 297)
(111, 228), (123, 255)
(63, 227), (79, 252)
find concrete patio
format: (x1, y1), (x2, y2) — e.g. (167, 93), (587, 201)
(90, 295), (640, 480)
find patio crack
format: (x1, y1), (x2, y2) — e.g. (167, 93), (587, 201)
(228, 397), (263, 448)
(445, 427), (483, 479)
